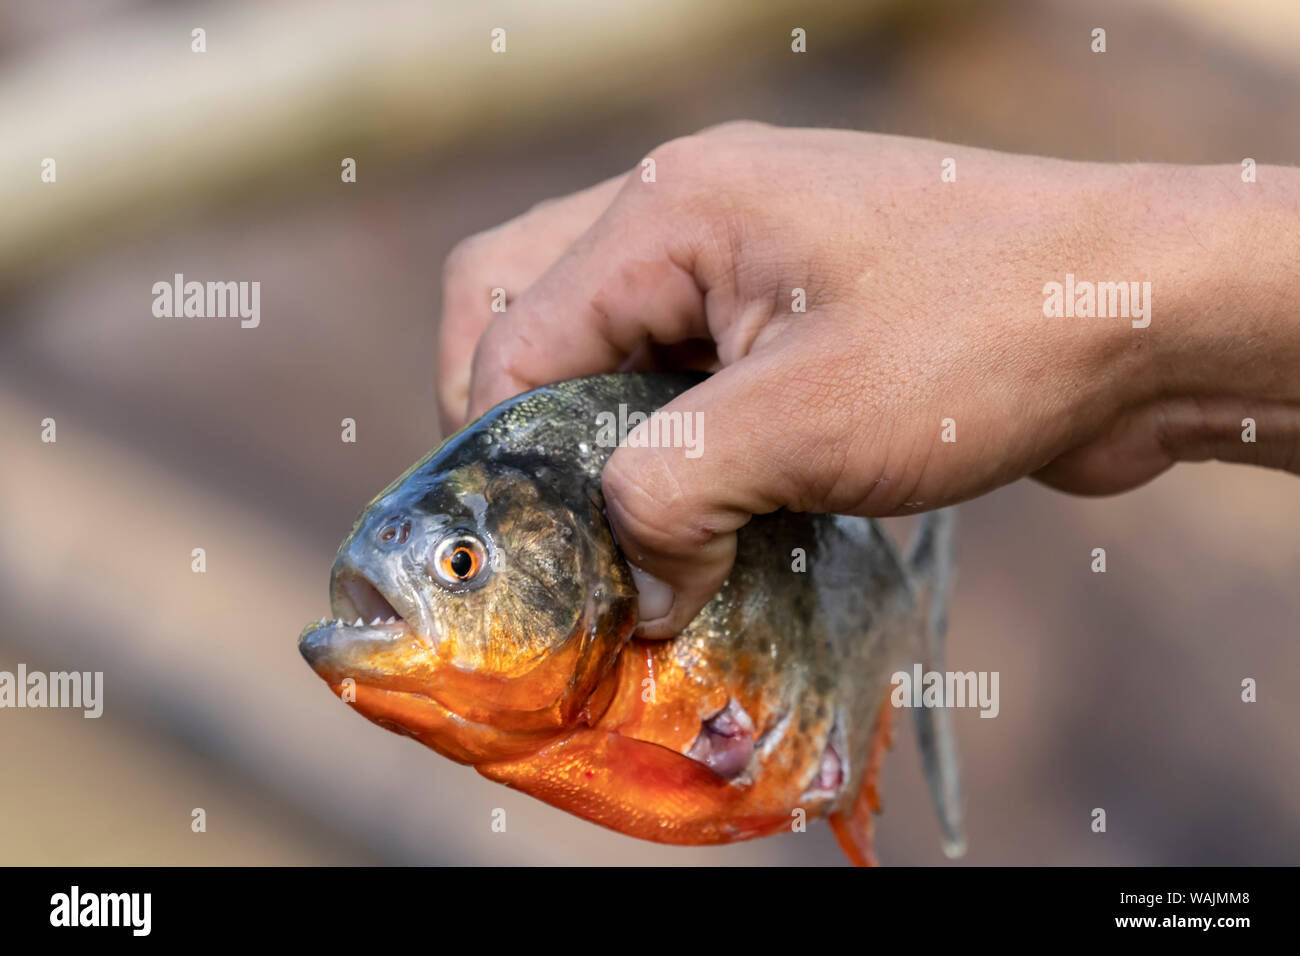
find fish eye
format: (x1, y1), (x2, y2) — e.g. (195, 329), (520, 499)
(431, 533), (490, 589)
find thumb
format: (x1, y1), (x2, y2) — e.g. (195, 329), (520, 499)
(601, 348), (855, 638)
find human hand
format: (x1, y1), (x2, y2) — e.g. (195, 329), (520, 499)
(438, 122), (1300, 637)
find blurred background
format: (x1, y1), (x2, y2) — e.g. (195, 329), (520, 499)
(2, 0), (1298, 865)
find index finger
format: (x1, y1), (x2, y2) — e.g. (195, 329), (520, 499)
(466, 183), (717, 420)
(436, 173), (628, 432)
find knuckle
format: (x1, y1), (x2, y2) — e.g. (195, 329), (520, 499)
(700, 119), (770, 139)
(639, 134), (719, 192)
(602, 449), (711, 558)
(632, 136), (736, 222)
(645, 132), (702, 165)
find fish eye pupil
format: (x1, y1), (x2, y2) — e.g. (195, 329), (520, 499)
(450, 547), (474, 578)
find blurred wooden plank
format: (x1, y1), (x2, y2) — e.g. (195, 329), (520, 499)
(0, 0), (891, 288)
(1149, 0), (1300, 70)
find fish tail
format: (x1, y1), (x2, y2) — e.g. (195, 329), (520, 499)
(906, 507), (967, 859)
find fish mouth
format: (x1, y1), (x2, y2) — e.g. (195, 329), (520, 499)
(331, 570), (406, 629)
(327, 563), (437, 644)
(298, 565), (427, 687)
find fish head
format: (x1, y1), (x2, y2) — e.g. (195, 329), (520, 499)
(299, 452), (638, 764)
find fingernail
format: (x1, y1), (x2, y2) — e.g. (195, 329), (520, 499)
(627, 564), (674, 624)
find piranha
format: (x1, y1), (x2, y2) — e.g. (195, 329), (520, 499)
(299, 373), (965, 865)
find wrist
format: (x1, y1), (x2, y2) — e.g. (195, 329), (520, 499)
(1129, 162), (1300, 406)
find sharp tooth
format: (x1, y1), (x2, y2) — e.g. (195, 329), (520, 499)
(354, 617), (364, 627)
(318, 617), (327, 625)
(386, 616), (396, 624)
(370, 617), (382, 626)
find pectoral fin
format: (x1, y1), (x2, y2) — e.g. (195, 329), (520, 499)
(477, 728), (790, 846)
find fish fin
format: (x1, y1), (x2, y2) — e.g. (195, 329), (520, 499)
(907, 508), (967, 859)
(828, 696), (893, 866)
(477, 729), (789, 845)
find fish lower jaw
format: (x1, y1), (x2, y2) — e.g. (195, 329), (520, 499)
(296, 616), (414, 662)
(341, 683), (565, 763)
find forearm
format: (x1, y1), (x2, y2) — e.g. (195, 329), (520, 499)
(1140, 163), (1300, 405)
(1070, 161), (1300, 473)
